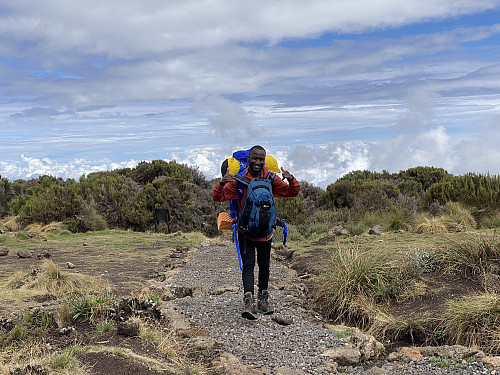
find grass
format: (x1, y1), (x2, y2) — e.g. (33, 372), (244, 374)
(442, 293), (500, 353)
(317, 240), (402, 323)
(70, 292), (116, 321)
(414, 217), (449, 234)
(434, 232), (500, 274)
(0, 228), (212, 375)
(96, 320), (114, 335)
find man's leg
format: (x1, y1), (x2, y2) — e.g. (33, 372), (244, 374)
(256, 240), (274, 314)
(239, 235), (257, 319)
(256, 240), (271, 293)
(239, 235), (256, 294)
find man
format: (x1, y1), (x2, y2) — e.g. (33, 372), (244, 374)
(212, 145), (300, 319)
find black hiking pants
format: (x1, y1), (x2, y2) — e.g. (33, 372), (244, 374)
(238, 235), (272, 295)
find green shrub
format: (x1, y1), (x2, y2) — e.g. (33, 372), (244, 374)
(70, 293), (115, 322)
(405, 247), (436, 277)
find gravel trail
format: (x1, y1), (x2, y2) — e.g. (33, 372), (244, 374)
(168, 240), (497, 375)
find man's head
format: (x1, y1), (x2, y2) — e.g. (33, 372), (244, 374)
(248, 145), (266, 177)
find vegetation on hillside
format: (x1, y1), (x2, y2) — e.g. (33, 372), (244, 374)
(3, 164), (500, 236)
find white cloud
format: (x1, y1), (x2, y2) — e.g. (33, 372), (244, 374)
(0, 155), (139, 181)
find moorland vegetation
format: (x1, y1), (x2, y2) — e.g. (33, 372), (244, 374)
(0, 161), (499, 373)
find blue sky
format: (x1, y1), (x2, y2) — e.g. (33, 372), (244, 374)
(1, 0), (500, 188)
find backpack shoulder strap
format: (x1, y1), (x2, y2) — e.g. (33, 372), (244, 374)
(233, 174), (250, 186)
(232, 174), (249, 202)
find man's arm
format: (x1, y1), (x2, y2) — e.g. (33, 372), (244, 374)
(212, 175), (239, 202)
(272, 168), (300, 197)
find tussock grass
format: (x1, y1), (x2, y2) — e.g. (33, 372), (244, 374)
(3, 259), (110, 299)
(70, 292), (115, 322)
(479, 211), (500, 229)
(368, 310), (428, 345)
(140, 322), (180, 362)
(434, 232), (500, 275)
(317, 241), (402, 323)
(295, 209), (347, 239)
(443, 293), (500, 353)
(446, 202), (476, 231)
(415, 217), (449, 234)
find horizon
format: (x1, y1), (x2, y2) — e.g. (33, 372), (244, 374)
(2, 1), (500, 189)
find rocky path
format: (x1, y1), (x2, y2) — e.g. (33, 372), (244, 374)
(168, 240), (342, 374)
(158, 239), (499, 375)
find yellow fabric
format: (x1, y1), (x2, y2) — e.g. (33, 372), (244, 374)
(265, 155), (280, 173)
(226, 154), (280, 175)
(226, 158), (242, 176)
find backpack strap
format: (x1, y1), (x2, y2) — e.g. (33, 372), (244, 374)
(233, 174), (250, 201)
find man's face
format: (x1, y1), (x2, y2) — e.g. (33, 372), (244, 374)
(248, 149), (266, 175)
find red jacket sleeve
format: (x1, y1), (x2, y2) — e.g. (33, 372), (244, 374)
(272, 175), (300, 198)
(212, 180), (239, 202)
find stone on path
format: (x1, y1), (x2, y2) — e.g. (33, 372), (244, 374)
(0, 247), (9, 256)
(212, 352), (271, 375)
(117, 319), (140, 337)
(17, 249), (33, 258)
(321, 347), (361, 366)
(483, 356), (500, 369)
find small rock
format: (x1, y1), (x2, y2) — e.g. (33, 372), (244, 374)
(0, 247), (9, 256)
(272, 314), (293, 326)
(369, 225), (382, 235)
(117, 319), (140, 337)
(37, 250), (51, 259)
(177, 328), (209, 338)
(483, 357), (500, 369)
(330, 225), (349, 236)
(17, 249), (33, 258)
(212, 352), (271, 375)
(66, 262), (75, 269)
(321, 347), (361, 366)
(399, 347), (424, 361)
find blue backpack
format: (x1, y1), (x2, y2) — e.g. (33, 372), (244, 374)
(220, 149), (288, 270)
(233, 172), (277, 238)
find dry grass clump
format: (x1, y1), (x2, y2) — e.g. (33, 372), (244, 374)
(317, 241), (402, 324)
(26, 259), (109, 297)
(368, 309), (428, 345)
(433, 232), (500, 275)
(442, 293), (500, 353)
(445, 202), (476, 231)
(0, 216), (22, 232)
(414, 217), (450, 234)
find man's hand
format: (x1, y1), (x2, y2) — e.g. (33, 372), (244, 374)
(219, 173), (234, 186)
(281, 167), (294, 182)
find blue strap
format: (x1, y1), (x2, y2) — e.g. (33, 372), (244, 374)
(283, 221), (288, 246)
(232, 223), (243, 271)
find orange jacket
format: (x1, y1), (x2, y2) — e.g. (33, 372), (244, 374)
(212, 166), (300, 241)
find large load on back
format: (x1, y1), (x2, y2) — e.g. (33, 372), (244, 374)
(217, 149), (287, 270)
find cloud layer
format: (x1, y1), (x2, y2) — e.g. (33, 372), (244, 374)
(1, 1), (500, 187)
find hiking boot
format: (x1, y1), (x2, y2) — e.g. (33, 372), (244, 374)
(257, 290), (274, 315)
(241, 292), (257, 320)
